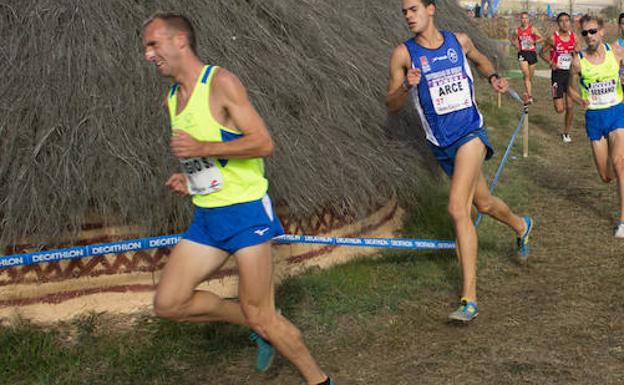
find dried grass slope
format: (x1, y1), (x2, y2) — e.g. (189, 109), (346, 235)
(0, 0), (497, 247)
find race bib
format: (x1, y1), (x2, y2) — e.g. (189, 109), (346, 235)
(428, 70), (472, 115)
(557, 53), (572, 70)
(521, 37), (534, 50)
(588, 80), (619, 107)
(180, 157), (224, 195)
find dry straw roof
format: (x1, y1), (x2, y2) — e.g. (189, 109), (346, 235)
(0, 0), (497, 247)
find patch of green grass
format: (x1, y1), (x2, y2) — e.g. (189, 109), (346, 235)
(502, 69), (524, 80)
(0, 315), (251, 385)
(276, 248), (456, 330)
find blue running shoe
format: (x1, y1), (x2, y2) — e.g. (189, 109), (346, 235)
(448, 298), (479, 322)
(516, 215), (533, 261)
(249, 331), (274, 372)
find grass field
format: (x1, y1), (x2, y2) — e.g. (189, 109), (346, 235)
(2, 69), (623, 384)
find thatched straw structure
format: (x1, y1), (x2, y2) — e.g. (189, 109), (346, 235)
(0, 0), (497, 247)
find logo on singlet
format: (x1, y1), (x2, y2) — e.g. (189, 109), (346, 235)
(420, 56), (431, 72)
(447, 48), (458, 63)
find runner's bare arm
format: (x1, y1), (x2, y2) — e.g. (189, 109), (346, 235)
(510, 30), (520, 51)
(170, 68), (274, 159)
(567, 56), (586, 107)
(161, 95), (190, 195)
(614, 44), (624, 66)
(457, 33), (508, 93)
(533, 28), (545, 45)
(385, 44), (419, 113)
(539, 36), (554, 67)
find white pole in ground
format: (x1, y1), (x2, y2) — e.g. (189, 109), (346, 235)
(523, 111), (529, 157)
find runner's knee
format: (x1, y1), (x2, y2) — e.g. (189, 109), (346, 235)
(474, 196), (494, 215)
(153, 291), (209, 321)
(448, 200), (471, 223)
(241, 303), (278, 337)
(554, 103), (564, 113)
(153, 294), (187, 320)
(612, 156), (624, 177)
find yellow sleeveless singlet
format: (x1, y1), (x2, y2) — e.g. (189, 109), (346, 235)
(167, 65), (268, 208)
(579, 44), (623, 110)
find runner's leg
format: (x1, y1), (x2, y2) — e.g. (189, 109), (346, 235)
(564, 92), (574, 136)
(590, 137), (614, 183)
(553, 98), (564, 114)
(448, 139), (486, 301)
(609, 129), (624, 221)
(519, 60), (531, 98)
(154, 240), (247, 324)
(473, 173), (526, 236)
(526, 63), (535, 98)
(236, 242), (327, 384)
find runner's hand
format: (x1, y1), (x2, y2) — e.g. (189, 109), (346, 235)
(165, 173), (190, 196)
(578, 99), (589, 110)
(571, 95), (588, 110)
(405, 68), (421, 89)
(491, 76), (508, 93)
(171, 129), (207, 158)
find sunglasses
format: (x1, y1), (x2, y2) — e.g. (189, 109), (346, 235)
(581, 28), (598, 36)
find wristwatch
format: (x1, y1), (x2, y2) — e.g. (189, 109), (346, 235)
(487, 73), (500, 84)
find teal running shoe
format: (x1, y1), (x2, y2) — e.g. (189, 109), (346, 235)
(516, 215), (533, 261)
(448, 298), (479, 322)
(249, 331), (274, 372)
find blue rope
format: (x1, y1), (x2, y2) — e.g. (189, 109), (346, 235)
(0, 234), (457, 269)
(475, 105), (527, 227)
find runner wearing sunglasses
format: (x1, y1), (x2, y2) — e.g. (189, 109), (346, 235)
(568, 15), (624, 238)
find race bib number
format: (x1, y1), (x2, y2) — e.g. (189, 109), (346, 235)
(557, 53), (572, 70)
(588, 80), (619, 107)
(180, 157), (223, 195)
(521, 37), (534, 50)
(428, 70), (472, 115)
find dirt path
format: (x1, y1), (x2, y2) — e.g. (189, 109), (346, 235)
(325, 94), (624, 385)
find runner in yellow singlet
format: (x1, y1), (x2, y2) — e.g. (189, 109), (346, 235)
(142, 13), (334, 385)
(568, 15), (624, 238)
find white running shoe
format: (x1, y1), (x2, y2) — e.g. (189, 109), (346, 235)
(615, 222), (624, 239)
(562, 133), (572, 143)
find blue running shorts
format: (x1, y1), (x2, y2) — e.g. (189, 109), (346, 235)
(428, 128), (494, 176)
(183, 194), (284, 254)
(585, 103), (624, 141)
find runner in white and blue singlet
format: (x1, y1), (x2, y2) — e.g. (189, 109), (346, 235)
(614, 13), (624, 87)
(403, 30), (492, 172)
(386, 0), (533, 323)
